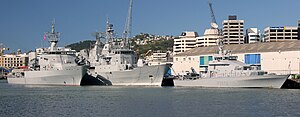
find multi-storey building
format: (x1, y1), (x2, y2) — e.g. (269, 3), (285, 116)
(173, 31), (198, 55)
(264, 26), (298, 42)
(298, 20), (300, 40)
(222, 15), (244, 44)
(0, 53), (28, 69)
(196, 28), (220, 47)
(245, 28), (261, 43)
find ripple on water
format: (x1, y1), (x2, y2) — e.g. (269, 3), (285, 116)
(1, 83), (300, 117)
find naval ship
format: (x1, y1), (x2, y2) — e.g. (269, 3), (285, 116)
(7, 22), (88, 85)
(84, 20), (172, 86)
(173, 41), (289, 88)
(173, 0), (289, 88)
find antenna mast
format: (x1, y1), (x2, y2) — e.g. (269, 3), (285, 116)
(45, 19), (60, 51)
(123, 0), (133, 47)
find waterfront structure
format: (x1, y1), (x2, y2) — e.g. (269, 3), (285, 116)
(222, 15), (244, 44)
(172, 41), (300, 76)
(0, 53), (28, 69)
(173, 31), (198, 55)
(196, 28), (220, 47)
(264, 26), (298, 42)
(245, 28), (261, 43)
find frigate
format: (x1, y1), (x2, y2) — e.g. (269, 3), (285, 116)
(85, 20), (171, 86)
(7, 22), (88, 85)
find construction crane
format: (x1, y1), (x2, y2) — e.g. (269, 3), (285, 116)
(208, 0), (224, 53)
(122, 0), (133, 47)
(208, 0), (218, 29)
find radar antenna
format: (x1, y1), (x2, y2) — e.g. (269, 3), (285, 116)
(105, 17), (115, 43)
(45, 19), (60, 51)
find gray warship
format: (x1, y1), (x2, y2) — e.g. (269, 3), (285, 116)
(7, 22), (88, 85)
(84, 20), (171, 86)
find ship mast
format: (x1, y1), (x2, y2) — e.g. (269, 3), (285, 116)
(101, 18), (115, 55)
(45, 20), (60, 51)
(105, 18), (114, 43)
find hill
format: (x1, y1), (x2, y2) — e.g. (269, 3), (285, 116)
(65, 40), (96, 52)
(65, 33), (174, 56)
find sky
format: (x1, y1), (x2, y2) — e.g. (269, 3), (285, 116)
(0, 0), (299, 53)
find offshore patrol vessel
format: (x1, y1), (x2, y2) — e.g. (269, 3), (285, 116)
(173, 40), (289, 88)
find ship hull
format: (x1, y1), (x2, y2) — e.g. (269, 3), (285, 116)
(7, 66), (87, 86)
(174, 75), (289, 88)
(94, 64), (171, 86)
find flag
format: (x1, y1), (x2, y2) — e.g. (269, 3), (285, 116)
(43, 34), (47, 41)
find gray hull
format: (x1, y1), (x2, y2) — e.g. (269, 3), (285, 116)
(174, 75), (289, 88)
(95, 64), (170, 86)
(7, 66), (86, 86)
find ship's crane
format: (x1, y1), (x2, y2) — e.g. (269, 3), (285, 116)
(122, 0), (133, 47)
(208, 0), (218, 29)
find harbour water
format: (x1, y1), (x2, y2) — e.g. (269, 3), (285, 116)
(1, 80), (300, 117)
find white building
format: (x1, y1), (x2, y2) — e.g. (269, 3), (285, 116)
(222, 15), (244, 44)
(173, 31), (198, 55)
(0, 53), (28, 69)
(173, 41), (300, 75)
(245, 28), (261, 43)
(196, 28), (220, 47)
(298, 20), (300, 40)
(264, 26), (298, 42)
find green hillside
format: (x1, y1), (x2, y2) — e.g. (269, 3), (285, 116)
(65, 40), (97, 52)
(65, 33), (174, 56)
